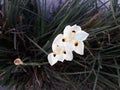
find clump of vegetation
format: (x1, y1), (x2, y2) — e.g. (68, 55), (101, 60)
(0, 0), (120, 90)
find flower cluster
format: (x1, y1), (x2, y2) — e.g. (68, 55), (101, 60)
(48, 24), (89, 66)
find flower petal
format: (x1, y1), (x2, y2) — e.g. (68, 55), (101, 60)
(64, 42), (74, 51)
(71, 24), (82, 32)
(63, 50), (73, 61)
(63, 25), (71, 38)
(52, 34), (63, 51)
(74, 31), (89, 41)
(63, 25), (82, 41)
(73, 41), (84, 55)
(57, 55), (64, 62)
(48, 53), (64, 66)
(48, 53), (58, 66)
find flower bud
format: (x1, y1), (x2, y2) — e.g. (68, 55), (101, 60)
(14, 58), (23, 65)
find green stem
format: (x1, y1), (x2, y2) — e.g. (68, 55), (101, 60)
(22, 62), (48, 66)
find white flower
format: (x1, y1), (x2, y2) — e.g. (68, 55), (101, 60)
(47, 24), (89, 66)
(48, 43), (73, 66)
(53, 24), (89, 55)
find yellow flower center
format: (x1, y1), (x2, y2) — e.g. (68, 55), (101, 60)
(72, 30), (76, 33)
(63, 51), (66, 54)
(67, 30), (76, 41)
(53, 54), (56, 57)
(74, 42), (78, 46)
(62, 38), (66, 42)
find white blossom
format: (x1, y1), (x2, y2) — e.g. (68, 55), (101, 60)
(48, 24), (89, 66)
(48, 43), (73, 66)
